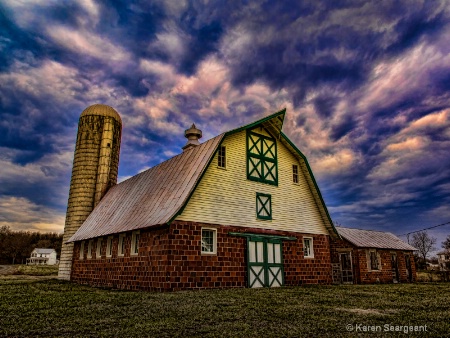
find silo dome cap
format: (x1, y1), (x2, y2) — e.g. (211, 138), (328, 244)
(80, 104), (122, 124)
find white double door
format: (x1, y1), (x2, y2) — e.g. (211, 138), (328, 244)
(248, 238), (284, 288)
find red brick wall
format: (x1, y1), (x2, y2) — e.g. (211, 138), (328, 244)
(70, 221), (332, 291)
(330, 239), (416, 284)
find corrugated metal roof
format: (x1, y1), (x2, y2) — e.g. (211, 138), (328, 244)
(336, 227), (416, 250)
(68, 109), (338, 242)
(68, 134), (224, 242)
(33, 248), (56, 254)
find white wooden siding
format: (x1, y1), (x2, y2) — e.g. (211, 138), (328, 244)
(176, 129), (329, 235)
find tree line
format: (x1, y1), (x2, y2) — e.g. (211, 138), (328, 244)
(0, 226), (63, 264)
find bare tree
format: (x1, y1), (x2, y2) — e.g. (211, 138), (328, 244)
(442, 235), (450, 252)
(411, 231), (437, 263)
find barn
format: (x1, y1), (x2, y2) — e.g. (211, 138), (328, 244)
(61, 105), (341, 291)
(331, 227), (417, 284)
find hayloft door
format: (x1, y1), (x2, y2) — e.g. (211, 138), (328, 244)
(391, 254), (399, 283)
(247, 238), (284, 288)
(339, 252), (353, 284)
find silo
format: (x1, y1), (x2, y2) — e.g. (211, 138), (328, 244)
(58, 104), (122, 280)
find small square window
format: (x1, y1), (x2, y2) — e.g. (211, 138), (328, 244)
(79, 241), (85, 260)
(106, 236), (113, 258)
(218, 146), (226, 168)
(87, 240), (93, 259)
(118, 234), (126, 257)
(256, 193), (272, 220)
(96, 238), (102, 258)
(303, 237), (314, 258)
(131, 231), (140, 256)
(293, 164), (299, 184)
(201, 228), (217, 254)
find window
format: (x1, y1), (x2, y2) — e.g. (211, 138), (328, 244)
(201, 228), (217, 254)
(247, 130), (278, 185)
(293, 164), (299, 183)
(256, 193), (272, 220)
(118, 234), (126, 257)
(87, 240), (93, 259)
(303, 237), (314, 258)
(370, 250), (379, 270)
(106, 236), (113, 258)
(79, 241), (85, 260)
(218, 146), (226, 168)
(96, 238), (102, 258)
(131, 231), (140, 256)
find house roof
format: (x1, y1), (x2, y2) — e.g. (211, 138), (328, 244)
(336, 227), (416, 251)
(68, 109), (338, 242)
(33, 248), (56, 254)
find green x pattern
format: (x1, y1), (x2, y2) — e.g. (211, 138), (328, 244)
(247, 130), (278, 185)
(263, 139), (275, 158)
(248, 134), (261, 155)
(257, 195), (270, 216)
(269, 267), (282, 286)
(248, 157), (262, 177)
(249, 266), (264, 287)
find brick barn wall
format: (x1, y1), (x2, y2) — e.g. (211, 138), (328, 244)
(70, 221), (332, 291)
(330, 239), (416, 284)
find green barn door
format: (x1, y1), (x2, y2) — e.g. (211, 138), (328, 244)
(247, 238), (284, 288)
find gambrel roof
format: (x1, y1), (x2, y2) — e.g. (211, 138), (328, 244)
(69, 109), (338, 242)
(337, 227), (416, 251)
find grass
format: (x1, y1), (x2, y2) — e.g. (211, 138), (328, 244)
(14, 264), (59, 276)
(0, 280), (449, 337)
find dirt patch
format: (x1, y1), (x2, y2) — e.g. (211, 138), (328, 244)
(336, 307), (398, 316)
(0, 265), (18, 275)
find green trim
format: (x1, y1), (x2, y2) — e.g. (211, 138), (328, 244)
(247, 130), (278, 186)
(225, 108), (286, 137)
(256, 192), (272, 220)
(246, 237), (285, 287)
(280, 132), (339, 238)
(229, 232), (296, 241)
(167, 134), (227, 224)
(168, 109), (286, 225)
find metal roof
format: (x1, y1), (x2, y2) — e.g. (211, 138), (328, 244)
(68, 134), (224, 242)
(33, 248), (56, 254)
(336, 227), (416, 251)
(68, 109), (338, 242)
(80, 104), (122, 123)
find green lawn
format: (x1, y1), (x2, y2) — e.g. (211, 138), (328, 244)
(15, 264), (59, 276)
(0, 279), (448, 337)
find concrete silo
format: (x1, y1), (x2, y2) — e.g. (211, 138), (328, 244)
(58, 104), (122, 280)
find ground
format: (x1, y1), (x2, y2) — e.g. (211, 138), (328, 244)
(0, 269), (449, 337)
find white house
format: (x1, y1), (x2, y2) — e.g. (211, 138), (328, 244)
(438, 251), (450, 272)
(27, 248), (58, 265)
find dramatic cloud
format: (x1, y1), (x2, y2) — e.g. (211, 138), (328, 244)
(1, 0), (449, 248)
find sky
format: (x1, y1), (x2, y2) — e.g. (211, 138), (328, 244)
(1, 0), (450, 253)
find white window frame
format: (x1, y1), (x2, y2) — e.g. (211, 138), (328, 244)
(131, 231), (140, 256)
(201, 228), (217, 255)
(87, 240), (93, 259)
(79, 241), (85, 260)
(106, 236), (113, 258)
(118, 234), (126, 257)
(217, 145), (227, 169)
(303, 237), (314, 258)
(96, 238), (102, 258)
